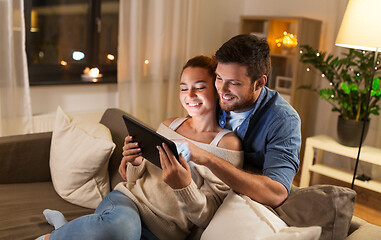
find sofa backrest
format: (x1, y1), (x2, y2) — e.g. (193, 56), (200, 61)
(0, 132), (52, 184)
(99, 108), (129, 189)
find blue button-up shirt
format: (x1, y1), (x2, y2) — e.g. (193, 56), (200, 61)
(219, 87), (301, 192)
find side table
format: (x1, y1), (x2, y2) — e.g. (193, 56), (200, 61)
(299, 135), (381, 192)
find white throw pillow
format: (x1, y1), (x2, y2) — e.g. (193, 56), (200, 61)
(50, 106), (116, 209)
(201, 190), (321, 240)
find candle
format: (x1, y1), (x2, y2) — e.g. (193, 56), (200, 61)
(89, 68), (100, 78)
(143, 60), (149, 76)
(81, 67), (102, 81)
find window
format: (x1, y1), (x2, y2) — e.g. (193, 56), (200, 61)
(24, 0), (119, 85)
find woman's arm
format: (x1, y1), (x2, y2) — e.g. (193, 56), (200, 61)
(158, 135), (243, 228)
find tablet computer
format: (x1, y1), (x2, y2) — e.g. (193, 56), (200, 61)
(122, 114), (179, 168)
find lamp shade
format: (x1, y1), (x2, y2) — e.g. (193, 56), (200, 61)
(335, 0), (381, 51)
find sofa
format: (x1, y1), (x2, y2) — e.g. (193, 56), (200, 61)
(0, 108), (380, 240)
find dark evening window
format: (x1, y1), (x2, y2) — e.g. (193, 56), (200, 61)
(24, 0), (119, 85)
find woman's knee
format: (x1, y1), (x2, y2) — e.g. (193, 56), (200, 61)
(99, 191), (142, 239)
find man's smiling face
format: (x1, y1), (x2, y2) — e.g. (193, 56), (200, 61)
(215, 63), (264, 113)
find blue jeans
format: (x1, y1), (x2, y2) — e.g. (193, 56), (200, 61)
(49, 190), (158, 240)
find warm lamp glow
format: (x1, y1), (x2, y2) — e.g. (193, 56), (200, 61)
(60, 60), (67, 66)
(335, 0), (381, 51)
(107, 54), (115, 61)
(275, 32), (298, 48)
(82, 67), (102, 79)
(31, 10), (39, 32)
(143, 60), (150, 76)
(88, 68), (100, 77)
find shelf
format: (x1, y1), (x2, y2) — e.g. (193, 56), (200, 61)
(310, 164), (381, 193)
(300, 135), (381, 193)
(307, 135), (381, 166)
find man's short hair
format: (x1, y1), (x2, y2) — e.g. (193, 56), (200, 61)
(215, 34), (271, 83)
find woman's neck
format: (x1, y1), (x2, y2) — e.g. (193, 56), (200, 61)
(188, 113), (220, 133)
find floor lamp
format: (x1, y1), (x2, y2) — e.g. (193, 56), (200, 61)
(335, 0), (381, 189)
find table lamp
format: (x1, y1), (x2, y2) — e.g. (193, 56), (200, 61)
(335, 0), (381, 189)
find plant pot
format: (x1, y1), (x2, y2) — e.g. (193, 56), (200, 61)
(337, 116), (370, 147)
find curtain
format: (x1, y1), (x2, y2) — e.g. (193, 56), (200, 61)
(117, 0), (200, 129)
(0, 0), (32, 137)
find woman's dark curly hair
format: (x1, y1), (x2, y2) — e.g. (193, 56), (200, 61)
(181, 55), (217, 80)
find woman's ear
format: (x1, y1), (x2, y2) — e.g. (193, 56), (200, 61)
(255, 75), (267, 90)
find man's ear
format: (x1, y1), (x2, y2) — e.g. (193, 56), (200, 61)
(255, 75), (267, 90)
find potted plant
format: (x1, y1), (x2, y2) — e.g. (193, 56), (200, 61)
(299, 45), (381, 147)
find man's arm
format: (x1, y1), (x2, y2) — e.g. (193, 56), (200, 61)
(186, 143), (288, 208)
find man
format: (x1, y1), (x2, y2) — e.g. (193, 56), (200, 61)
(187, 34), (301, 208)
(188, 34), (304, 239)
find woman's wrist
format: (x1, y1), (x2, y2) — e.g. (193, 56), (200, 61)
(130, 156), (143, 166)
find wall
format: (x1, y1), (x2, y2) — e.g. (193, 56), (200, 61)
(194, 0), (246, 56)
(30, 83), (118, 115)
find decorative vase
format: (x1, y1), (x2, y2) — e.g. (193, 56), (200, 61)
(337, 115), (370, 147)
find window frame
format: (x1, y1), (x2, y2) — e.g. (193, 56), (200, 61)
(24, 0), (118, 86)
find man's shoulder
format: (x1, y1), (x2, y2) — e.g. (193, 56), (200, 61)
(262, 88), (300, 120)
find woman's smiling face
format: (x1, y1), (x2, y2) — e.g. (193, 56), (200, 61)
(179, 67), (217, 117)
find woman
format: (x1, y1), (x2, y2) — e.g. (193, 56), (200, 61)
(38, 55), (243, 240)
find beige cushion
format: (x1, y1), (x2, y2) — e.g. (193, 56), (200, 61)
(275, 185), (356, 240)
(201, 190), (321, 240)
(50, 107), (115, 209)
(346, 221), (381, 240)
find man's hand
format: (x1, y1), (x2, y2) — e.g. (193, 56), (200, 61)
(157, 143), (191, 189)
(183, 140), (213, 166)
(119, 136), (143, 180)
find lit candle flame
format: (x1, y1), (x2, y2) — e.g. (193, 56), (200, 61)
(89, 68), (100, 78)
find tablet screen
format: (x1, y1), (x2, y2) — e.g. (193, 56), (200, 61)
(122, 114), (179, 168)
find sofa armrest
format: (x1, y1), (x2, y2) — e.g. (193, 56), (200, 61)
(0, 132), (52, 184)
(347, 216), (381, 239)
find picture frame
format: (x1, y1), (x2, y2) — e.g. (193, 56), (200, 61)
(275, 76), (293, 93)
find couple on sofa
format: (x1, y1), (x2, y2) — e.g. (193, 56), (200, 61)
(37, 34), (318, 240)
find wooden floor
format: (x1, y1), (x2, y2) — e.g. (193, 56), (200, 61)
(294, 173), (381, 226)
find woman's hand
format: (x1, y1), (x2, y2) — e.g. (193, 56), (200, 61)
(157, 143), (191, 189)
(119, 136), (144, 180)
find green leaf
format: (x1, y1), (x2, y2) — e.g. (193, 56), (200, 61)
(373, 77), (380, 90)
(341, 82), (350, 94)
(298, 44), (381, 118)
(349, 83), (358, 91)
